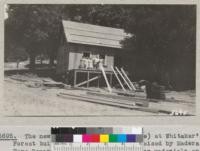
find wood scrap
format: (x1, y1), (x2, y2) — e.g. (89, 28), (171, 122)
(75, 76), (100, 87)
(87, 91), (148, 107)
(26, 82), (42, 88)
(121, 68), (136, 91)
(115, 67), (133, 91)
(43, 82), (65, 88)
(68, 86), (101, 92)
(60, 92), (136, 106)
(87, 91), (141, 103)
(9, 76), (29, 82)
(111, 66), (126, 91)
(57, 92), (159, 114)
(100, 65), (112, 93)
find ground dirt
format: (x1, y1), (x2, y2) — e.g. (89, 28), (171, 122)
(3, 74), (196, 116)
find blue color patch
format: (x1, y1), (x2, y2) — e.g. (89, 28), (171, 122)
(126, 134), (136, 142)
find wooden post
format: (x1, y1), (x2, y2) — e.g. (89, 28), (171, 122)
(98, 73), (100, 88)
(110, 73), (113, 87)
(111, 66), (126, 91)
(87, 71), (90, 87)
(74, 70), (77, 86)
(121, 68), (136, 91)
(115, 67), (133, 90)
(100, 65), (112, 93)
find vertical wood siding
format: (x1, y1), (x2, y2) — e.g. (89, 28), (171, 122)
(56, 42), (118, 74)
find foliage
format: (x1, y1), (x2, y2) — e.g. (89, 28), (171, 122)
(5, 4), (196, 90)
(60, 5), (196, 90)
(5, 5), (62, 68)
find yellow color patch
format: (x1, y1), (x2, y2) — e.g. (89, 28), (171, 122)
(100, 134), (109, 143)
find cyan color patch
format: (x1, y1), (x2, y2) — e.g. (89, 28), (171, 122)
(117, 134), (127, 142)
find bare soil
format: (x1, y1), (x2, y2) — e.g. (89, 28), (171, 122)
(3, 74), (195, 116)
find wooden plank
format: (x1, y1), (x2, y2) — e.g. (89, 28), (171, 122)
(115, 67), (133, 91)
(87, 91), (148, 104)
(87, 71), (90, 87)
(75, 76), (100, 87)
(100, 65), (112, 93)
(68, 86), (101, 92)
(60, 92), (136, 106)
(111, 66), (126, 91)
(110, 73), (113, 86)
(58, 92), (194, 115)
(74, 70), (77, 86)
(57, 93), (159, 114)
(121, 68), (136, 91)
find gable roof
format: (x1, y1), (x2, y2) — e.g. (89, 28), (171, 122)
(62, 20), (131, 49)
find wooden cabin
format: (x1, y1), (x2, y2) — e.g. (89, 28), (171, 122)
(56, 20), (131, 87)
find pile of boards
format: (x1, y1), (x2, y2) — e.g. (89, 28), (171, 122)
(57, 89), (195, 116)
(8, 74), (70, 89)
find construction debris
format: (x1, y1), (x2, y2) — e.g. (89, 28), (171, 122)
(111, 66), (126, 91)
(75, 76), (100, 87)
(57, 91), (194, 115)
(6, 72), (195, 116)
(8, 74), (71, 89)
(100, 65), (112, 93)
(115, 67), (133, 91)
(120, 68), (136, 91)
(57, 92), (158, 113)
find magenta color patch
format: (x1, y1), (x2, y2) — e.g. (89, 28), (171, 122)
(82, 134), (91, 142)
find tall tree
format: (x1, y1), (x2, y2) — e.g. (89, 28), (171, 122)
(5, 5), (62, 69)
(5, 4), (195, 90)
(61, 4), (196, 90)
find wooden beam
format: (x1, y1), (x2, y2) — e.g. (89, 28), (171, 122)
(100, 65), (112, 93)
(87, 91), (143, 104)
(58, 92), (159, 114)
(111, 66), (126, 91)
(75, 76), (100, 87)
(87, 71), (90, 88)
(58, 92), (194, 115)
(115, 67), (133, 90)
(73, 70), (77, 86)
(121, 68), (136, 91)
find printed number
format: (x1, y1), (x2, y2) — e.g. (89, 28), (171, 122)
(0, 133), (14, 139)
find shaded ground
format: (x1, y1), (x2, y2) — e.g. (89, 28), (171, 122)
(3, 74), (195, 116)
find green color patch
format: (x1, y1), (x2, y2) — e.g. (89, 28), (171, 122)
(109, 134), (117, 142)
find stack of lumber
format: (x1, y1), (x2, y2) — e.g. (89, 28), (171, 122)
(57, 90), (195, 115)
(57, 92), (158, 113)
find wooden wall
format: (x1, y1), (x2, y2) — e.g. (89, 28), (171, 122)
(68, 43), (116, 71)
(56, 42), (118, 74)
(56, 42), (69, 75)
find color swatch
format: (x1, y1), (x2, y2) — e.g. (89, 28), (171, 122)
(51, 127), (143, 143)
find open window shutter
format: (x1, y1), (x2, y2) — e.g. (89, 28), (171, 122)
(104, 55), (107, 66)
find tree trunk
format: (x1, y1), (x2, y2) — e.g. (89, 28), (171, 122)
(40, 55), (43, 65)
(49, 52), (55, 66)
(29, 52), (36, 70)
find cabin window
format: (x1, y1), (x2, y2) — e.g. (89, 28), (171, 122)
(99, 54), (105, 60)
(83, 52), (90, 58)
(99, 54), (107, 67)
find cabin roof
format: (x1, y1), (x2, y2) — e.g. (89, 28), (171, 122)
(62, 20), (132, 49)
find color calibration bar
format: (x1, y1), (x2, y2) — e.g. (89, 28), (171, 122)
(51, 127), (143, 143)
